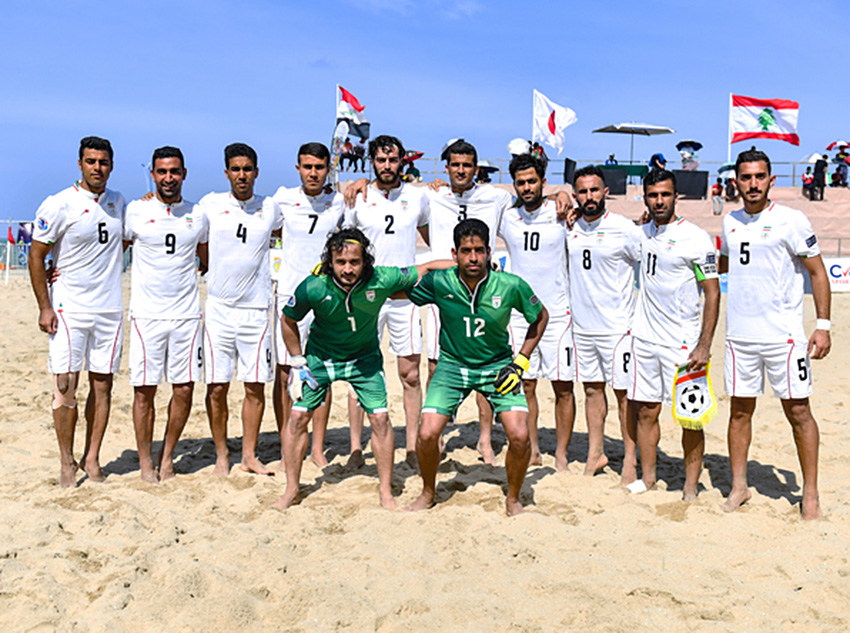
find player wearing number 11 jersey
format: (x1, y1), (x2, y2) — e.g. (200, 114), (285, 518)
(200, 143), (283, 478)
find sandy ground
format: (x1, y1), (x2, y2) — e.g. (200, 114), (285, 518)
(1, 274), (848, 633)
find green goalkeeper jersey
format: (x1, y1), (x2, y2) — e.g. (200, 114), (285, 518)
(407, 267), (542, 368)
(283, 265), (419, 361)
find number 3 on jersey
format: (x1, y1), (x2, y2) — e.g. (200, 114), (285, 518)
(463, 316), (484, 337)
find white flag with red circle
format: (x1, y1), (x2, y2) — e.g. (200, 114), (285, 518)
(532, 90), (577, 155)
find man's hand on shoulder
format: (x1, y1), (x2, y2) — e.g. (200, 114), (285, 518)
(427, 178), (448, 192)
(343, 178), (370, 207)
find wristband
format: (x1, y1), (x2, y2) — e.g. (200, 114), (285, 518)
(514, 354), (531, 373)
(816, 319), (831, 332)
(290, 355), (307, 367)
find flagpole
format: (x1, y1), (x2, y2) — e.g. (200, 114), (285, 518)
(333, 85), (340, 188)
(727, 92), (732, 163)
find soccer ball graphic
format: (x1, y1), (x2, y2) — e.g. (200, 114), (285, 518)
(679, 384), (705, 415)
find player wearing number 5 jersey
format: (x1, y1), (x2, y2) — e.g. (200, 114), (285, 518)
(124, 146), (208, 483)
(719, 149), (831, 520)
(568, 165), (643, 481)
(29, 136), (126, 487)
(405, 219), (548, 516)
(200, 143), (283, 478)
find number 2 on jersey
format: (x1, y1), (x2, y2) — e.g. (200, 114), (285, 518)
(463, 316), (485, 338)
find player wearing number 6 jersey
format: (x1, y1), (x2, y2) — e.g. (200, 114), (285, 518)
(124, 146), (208, 483)
(500, 154), (575, 471)
(719, 149), (831, 520)
(272, 143), (345, 469)
(29, 136), (126, 487)
(200, 143), (283, 477)
(568, 165), (643, 481)
(405, 219), (549, 516)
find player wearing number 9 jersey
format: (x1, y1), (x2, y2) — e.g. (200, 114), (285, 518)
(199, 143), (283, 478)
(719, 149), (831, 520)
(568, 165), (643, 480)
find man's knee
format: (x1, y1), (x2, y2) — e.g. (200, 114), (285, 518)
(501, 413), (530, 446)
(398, 356), (421, 388)
(53, 373), (79, 409)
(288, 410), (313, 433)
(368, 412), (391, 435)
(418, 415), (446, 444)
(782, 398), (815, 426)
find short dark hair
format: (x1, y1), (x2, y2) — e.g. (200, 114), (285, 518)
(298, 142), (330, 164)
(224, 142), (257, 169)
(152, 146), (184, 169)
(368, 135), (405, 161)
(643, 168), (677, 193)
(320, 227), (375, 283)
(509, 153), (546, 180)
(453, 218), (490, 249)
(79, 136), (113, 161)
(441, 139), (477, 165)
(573, 165), (605, 186)
(735, 148), (771, 175)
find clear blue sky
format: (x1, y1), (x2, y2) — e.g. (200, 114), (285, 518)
(2, 0), (847, 221)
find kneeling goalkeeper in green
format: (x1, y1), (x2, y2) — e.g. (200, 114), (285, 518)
(405, 219), (548, 516)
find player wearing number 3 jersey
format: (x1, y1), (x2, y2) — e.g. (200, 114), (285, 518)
(200, 143), (283, 478)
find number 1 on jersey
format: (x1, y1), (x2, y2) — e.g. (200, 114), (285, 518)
(348, 316), (357, 331)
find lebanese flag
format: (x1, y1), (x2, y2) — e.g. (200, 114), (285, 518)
(532, 90), (577, 155)
(337, 85), (370, 140)
(730, 94), (800, 146)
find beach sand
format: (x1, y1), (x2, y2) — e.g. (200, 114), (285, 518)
(1, 274), (848, 632)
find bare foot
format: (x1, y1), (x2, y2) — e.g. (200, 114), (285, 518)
(801, 494), (822, 520)
(403, 451), (418, 469)
(506, 497), (525, 516)
(310, 451), (329, 469)
(59, 459), (79, 488)
(158, 460), (176, 482)
(682, 487), (699, 502)
(554, 454), (570, 473)
(139, 465), (159, 484)
(241, 456), (274, 476)
(477, 440), (497, 465)
(346, 450), (365, 470)
(721, 487), (752, 513)
(583, 452), (608, 476)
(380, 494), (398, 510)
(271, 489), (300, 510)
(405, 492), (435, 512)
(619, 463), (638, 487)
(528, 450), (543, 467)
(212, 456), (231, 477)
(82, 459), (105, 483)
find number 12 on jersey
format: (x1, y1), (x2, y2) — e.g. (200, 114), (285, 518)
(464, 316), (484, 337)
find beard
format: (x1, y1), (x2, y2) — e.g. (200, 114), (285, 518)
(579, 197), (606, 217)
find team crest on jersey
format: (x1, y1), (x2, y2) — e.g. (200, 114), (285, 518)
(107, 202), (115, 211)
(492, 295), (502, 308)
(186, 217), (193, 227)
(366, 290), (376, 302)
(596, 231), (605, 243)
(401, 199), (409, 210)
(37, 218), (48, 231)
(761, 226), (772, 240)
(666, 238), (676, 252)
(530, 295), (540, 306)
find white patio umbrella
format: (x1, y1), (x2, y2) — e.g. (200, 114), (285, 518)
(592, 122), (675, 165)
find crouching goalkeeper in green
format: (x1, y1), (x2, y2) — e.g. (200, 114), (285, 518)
(405, 219), (548, 516)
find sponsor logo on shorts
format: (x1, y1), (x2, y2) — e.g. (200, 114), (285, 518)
(399, 267), (409, 275)
(806, 234), (818, 247)
(492, 295), (501, 308)
(366, 290), (376, 302)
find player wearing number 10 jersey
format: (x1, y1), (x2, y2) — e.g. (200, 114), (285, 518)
(124, 146), (208, 483)
(200, 143), (283, 478)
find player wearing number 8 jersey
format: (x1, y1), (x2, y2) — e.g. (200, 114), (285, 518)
(200, 143), (283, 477)
(124, 146), (208, 483)
(568, 165), (642, 480)
(719, 149), (831, 520)
(29, 136), (126, 487)
(405, 219), (548, 516)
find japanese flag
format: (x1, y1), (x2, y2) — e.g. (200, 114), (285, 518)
(532, 90), (577, 155)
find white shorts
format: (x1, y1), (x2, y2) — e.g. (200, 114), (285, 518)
(574, 331), (632, 389)
(129, 317), (203, 386)
(509, 311), (575, 382)
(49, 310), (123, 375)
(425, 304), (441, 361)
(628, 337), (691, 406)
(377, 298), (422, 357)
(725, 339), (813, 400)
(274, 293), (314, 366)
(204, 299), (273, 384)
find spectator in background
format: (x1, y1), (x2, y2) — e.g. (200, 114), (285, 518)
(352, 139), (366, 173)
(340, 138), (355, 171)
(831, 168), (845, 188)
(724, 177), (738, 202)
(649, 153), (667, 170)
(605, 153), (618, 165)
(475, 165), (492, 184)
(802, 167), (815, 200)
(531, 142), (549, 168)
(813, 154), (828, 200)
(711, 177), (724, 215)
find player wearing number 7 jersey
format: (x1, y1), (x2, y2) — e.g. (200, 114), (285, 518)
(719, 149), (831, 520)
(199, 143), (283, 477)
(124, 147), (208, 483)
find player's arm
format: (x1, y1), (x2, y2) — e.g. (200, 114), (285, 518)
(803, 254), (831, 359)
(196, 242), (209, 275)
(388, 260), (453, 299)
(28, 240), (57, 334)
(688, 277), (720, 371)
(282, 315), (304, 358)
(718, 255), (729, 274)
(417, 224), (431, 246)
(282, 314), (317, 398)
(495, 306), (549, 395)
(551, 190), (578, 226)
(518, 305), (549, 359)
(343, 178), (370, 207)
(426, 178), (448, 191)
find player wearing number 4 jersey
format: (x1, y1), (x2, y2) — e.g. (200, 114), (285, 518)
(501, 154), (575, 471)
(200, 143), (283, 477)
(626, 170), (720, 500)
(568, 165), (642, 481)
(272, 143), (345, 469)
(405, 219), (549, 516)
(719, 149), (831, 520)
(124, 146), (208, 483)
(30, 136), (126, 487)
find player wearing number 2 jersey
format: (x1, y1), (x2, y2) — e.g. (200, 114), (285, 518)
(271, 143), (345, 469)
(568, 165), (643, 481)
(719, 149), (831, 520)
(200, 143), (283, 478)
(29, 136), (126, 487)
(124, 146), (208, 483)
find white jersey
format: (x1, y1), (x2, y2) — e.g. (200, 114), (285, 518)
(568, 210), (642, 335)
(272, 186), (345, 296)
(33, 182), (126, 313)
(632, 217), (718, 348)
(425, 184), (511, 259)
(721, 202), (819, 343)
(200, 192), (282, 309)
(344, 182), (429, 266)
(124, 196), (207, 319)
(498, 199), (569, 313)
